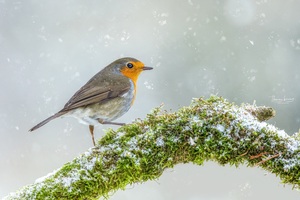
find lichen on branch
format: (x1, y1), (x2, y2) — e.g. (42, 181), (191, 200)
(4, 96), (300, 200)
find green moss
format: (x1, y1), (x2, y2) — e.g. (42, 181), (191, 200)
(4, 96), (300, 199)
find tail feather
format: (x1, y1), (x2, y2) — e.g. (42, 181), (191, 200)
(29, 112), (66, 132)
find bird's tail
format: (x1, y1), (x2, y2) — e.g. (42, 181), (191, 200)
(29, 111), (66, 132)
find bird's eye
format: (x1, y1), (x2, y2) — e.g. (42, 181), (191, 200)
(127, 63), (134, 68)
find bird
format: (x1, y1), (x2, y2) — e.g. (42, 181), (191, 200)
(29, 57), (153, 145)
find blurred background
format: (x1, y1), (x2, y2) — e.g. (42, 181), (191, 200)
(1, 0), (300, 199)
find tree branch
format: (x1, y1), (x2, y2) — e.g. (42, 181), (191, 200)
(4, 96), (300, 200)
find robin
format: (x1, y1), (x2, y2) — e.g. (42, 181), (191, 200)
(29, 57), (153, 145)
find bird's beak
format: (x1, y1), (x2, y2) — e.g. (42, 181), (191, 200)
(142, 66), (153, 70)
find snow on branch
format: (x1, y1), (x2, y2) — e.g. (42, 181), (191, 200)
(4, 96), (300, 199)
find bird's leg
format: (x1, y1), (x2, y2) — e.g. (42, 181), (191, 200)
(89, 125), (96, 146)
(98, 119), (125, 126)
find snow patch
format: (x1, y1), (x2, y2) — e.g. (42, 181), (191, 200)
(116, 131), (126, 139)
(286, 137), (299, 152)
(277, 130), (288, 138)
(85, 157), (97, 171)
(35, 169), (59, 183)
(189, 137), (195, 146)
(60, 170), (80, 190)
(215, 124), (225, 132)
(156, 137), (164, 146)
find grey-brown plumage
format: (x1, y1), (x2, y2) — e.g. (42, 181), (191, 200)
(29, 58), (133, 131)
(29, 57), (153, 145)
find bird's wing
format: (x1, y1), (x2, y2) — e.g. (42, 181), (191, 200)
(61, 83), (130, 112)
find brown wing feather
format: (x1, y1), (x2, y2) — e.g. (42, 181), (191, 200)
(61, 64), (133, 112)
(61, 77), (131, 112)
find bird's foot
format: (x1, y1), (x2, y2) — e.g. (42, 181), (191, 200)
(98, 119), (125, 126)
(89, 125), (96, 146)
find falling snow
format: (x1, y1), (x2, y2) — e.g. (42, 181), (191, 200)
(2, 0), (300, 199)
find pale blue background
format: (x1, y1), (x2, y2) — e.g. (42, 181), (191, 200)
(1, 0), (300, 199)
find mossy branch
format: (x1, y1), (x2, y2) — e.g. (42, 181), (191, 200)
(4, 96), (300, 200)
